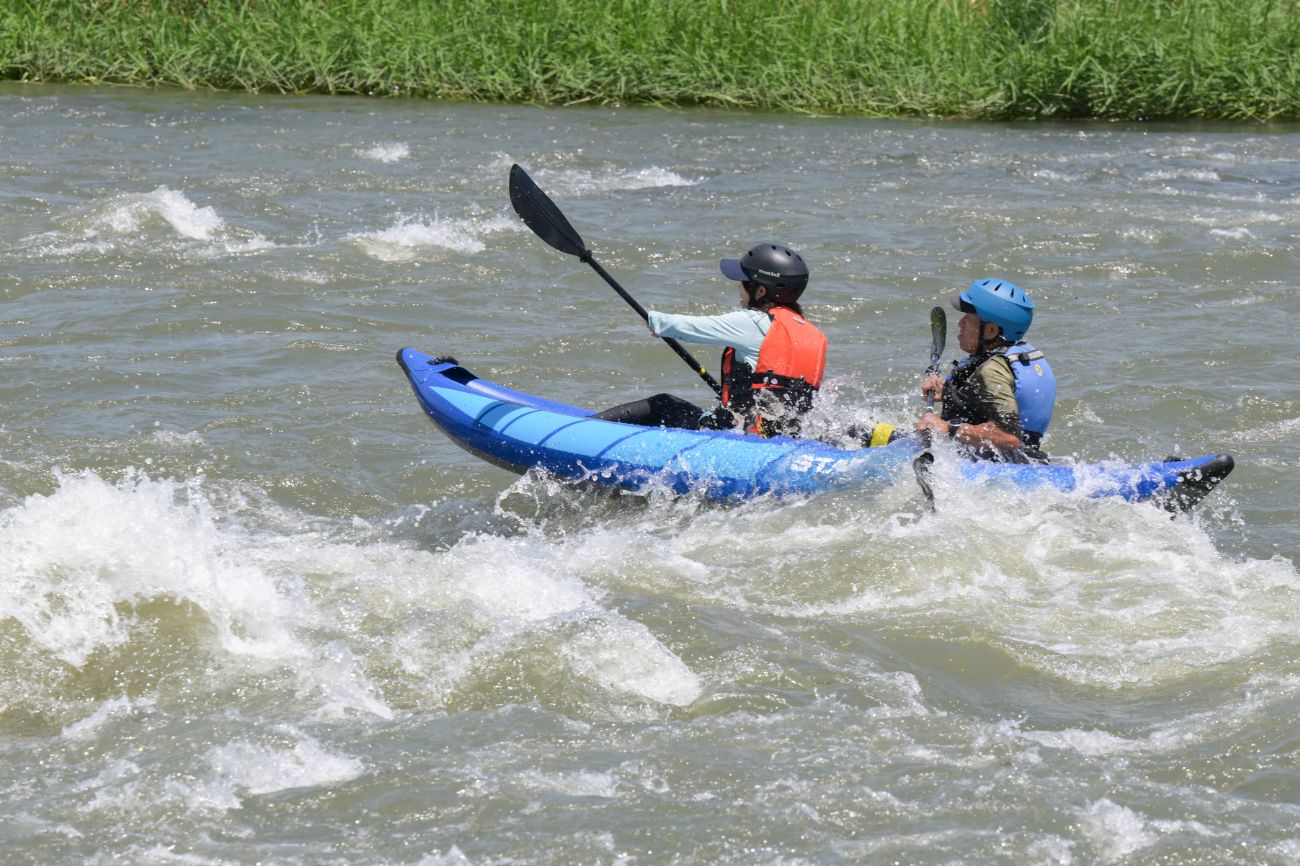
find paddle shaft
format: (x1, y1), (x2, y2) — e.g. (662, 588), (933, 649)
(922, 305), (947, 414)
(581, 254), (721, 394)
(913, 306), (947, 510)
(509, 164), (722, 397)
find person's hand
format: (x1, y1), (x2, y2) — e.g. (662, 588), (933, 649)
(647, 322), (658, 337)
(920, 375), (944, 402)
(916, 413), (949, 435)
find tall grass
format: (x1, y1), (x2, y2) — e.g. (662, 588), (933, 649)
(2, 0), (1298, 120)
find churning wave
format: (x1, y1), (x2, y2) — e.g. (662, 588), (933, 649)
(356, 142), (411, 163)
(0, 470), (704, 727)
(517, 165), (703, 196)
(347, 213), (523, 261)
(19, 187), (273, 258)
(557, 166), (702, 193)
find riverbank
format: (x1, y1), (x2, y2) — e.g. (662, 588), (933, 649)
(3, 0), (1299, 120)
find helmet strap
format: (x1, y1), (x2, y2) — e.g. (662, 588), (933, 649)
(976, 320), (1002, 353)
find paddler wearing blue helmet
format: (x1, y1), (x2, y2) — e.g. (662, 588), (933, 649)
(916, 278), (1057, 462)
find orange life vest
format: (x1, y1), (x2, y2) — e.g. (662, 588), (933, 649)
(719, 306), (828, 437)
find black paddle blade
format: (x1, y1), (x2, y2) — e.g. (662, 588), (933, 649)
(928, 305), (947, 372)
(913, 451), (937, 512)
(509, 164), (588, 259)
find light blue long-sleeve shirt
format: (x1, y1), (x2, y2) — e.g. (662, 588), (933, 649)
(646, 309), (770, 369)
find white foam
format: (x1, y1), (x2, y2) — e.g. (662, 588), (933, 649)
(416, 848), (476, 866)
(309, 640), (395, 720)
(60, 695), (140, 742)
(200, 234), (277, 256)
(609, 458), (1300, 694)
(542, 166), (702, 195)
(1004, 720), (1147, 757)
(347, 213), (520, 261)
(87, 187), (224, 240)
(1031, 169), (1085, 183)
(1079, 799), (1155, 861)
(205, 733), (364, 797)
(1209, 227), (1254, 241)
(1025, 837), (1076, 866)
(442, 533), (597, 622)
(76, 740), (360, 823)
(1140, 168), (1221, 183)
(0, 470), (393, 718)
(33, 480), (701, 713)
(86, 847), (236, 866)
(357, 141), (410, 163)
(1191, 210), (1283, 227)
(520, 768), (623, 799)
(1273, 839), (1300, 862)
(1226, 416), (1300, 444)
(563, 619), (703, 707)
(21, 187), (276, 260)
(81, 757), (238, 817)
(419, 529), (704, 707)
(279, 268), (330, 284)
(1118, 226), (1162, 244)
(150, 429), (206, 448)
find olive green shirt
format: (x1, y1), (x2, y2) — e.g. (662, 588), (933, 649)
(941, 355), (1023, 438)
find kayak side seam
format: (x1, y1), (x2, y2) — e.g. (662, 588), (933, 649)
(592, 426), (662, 459)
(489, 406), (541, 435)
(534, 418), (596, 448)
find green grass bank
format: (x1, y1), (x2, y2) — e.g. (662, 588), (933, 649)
(3, 0), (1299, 120)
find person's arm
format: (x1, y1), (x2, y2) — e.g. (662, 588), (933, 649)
(916, 413), (1025, 451)
(646, 310), (768, 366)
(648, 310), (764, 345)
(967, 359), (1024, 450)
(951, 419), (1023, 451)
(917, 359), (1025, 452)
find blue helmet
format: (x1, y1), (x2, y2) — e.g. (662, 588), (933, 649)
(951, 278), (1034, 341)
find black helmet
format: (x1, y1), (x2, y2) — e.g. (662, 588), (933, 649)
(720, 243), (809, 304)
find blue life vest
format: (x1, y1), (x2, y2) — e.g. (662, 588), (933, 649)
(1000, 342), (1056, 436)
(946, 342), (1056, 439)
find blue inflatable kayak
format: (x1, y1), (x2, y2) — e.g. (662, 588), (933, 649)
(397, 348), (1233, 510)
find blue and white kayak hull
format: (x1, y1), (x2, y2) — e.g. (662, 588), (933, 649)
(397, 348), (1233, 510)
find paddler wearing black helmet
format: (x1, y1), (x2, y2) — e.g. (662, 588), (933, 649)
(594, 243), (828, 438)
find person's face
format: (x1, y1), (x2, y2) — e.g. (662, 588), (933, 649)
(737, 281), (766, 307)
(957, 312), (998, 353)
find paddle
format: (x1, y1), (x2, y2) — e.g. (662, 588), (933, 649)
(508, 164), (723, 397)
(912, 305), (947, 510)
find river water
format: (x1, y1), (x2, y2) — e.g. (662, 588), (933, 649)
(2, 82), (1298, 865)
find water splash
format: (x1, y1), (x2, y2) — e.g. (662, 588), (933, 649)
(0, 470), (706, 722)
(347, 213), (521, 261)
(18, 187), (273, 259)
(537, 166), (703, 195)
(205, 731), (364, 797)
(356, 142), (410, 163)
(0, 470), (392, 720)
(87, 187), (224, 240)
